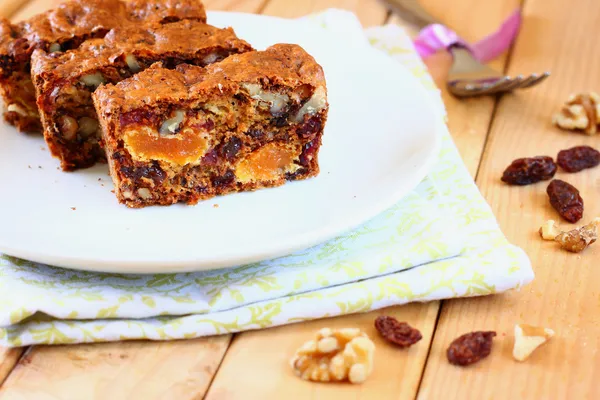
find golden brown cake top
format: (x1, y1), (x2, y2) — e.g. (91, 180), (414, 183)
(0, 0), (206, 58)
(31, 20), (252, 81)
(93, 44), (327, 114)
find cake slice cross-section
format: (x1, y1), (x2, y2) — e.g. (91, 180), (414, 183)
(32, 20), (252, 171)
(0, 0), (207, 132)
(92, 44), (329, 208)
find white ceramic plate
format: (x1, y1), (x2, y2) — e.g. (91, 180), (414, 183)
(0, 12), (442, 273)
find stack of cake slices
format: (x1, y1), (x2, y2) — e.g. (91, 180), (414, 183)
(0, 0), (328, 208)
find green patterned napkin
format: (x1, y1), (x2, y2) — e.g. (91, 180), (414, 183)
(0, 10), (533, 347)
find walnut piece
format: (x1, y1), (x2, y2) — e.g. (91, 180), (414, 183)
(539, 220), (561, 240)
(290, 328), (375, 384)
(513, 324), (554, 362)
(555, 218), (598, 253)
(553, 92), (600, 135)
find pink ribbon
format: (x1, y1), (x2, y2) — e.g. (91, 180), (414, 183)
(413, 9), (522, 62)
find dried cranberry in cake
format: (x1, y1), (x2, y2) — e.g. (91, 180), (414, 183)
(92, 44), (328, 207)
(31, 21), (252, 171)
(0, 0), (207, 133)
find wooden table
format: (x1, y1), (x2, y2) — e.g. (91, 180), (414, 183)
(1, 0), (599, 398)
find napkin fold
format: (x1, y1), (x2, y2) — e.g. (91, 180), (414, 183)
(0, 10), (533, 347)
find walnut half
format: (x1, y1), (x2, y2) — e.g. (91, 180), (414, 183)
(555, 218), (599, 253)
(553, 92), (600, 135)
(290, 328), (375, 384)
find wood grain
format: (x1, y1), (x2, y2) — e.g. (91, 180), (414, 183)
(0, 336), (232, 400)
(388, 0), (521, 176)
(11, 0), (57, 21)
(0, 0), (25, 18)
(262, 0), (388, 27)
(418, 0), (600, 398)
(206, 304), (438, 400)
(0, 349), (22, 386)
(203, 0), (268, 13)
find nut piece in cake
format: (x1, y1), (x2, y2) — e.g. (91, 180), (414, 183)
(0, 0), (206, 132)
(553, 92), (600, 135)
(32, 20), (252, 171)
(290, 328), (375, 384)
(513, 324), (554, 362)
(92, 44), (329, 207)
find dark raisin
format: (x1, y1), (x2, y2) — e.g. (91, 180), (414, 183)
(245, 129), (265, 140)
(447, 331), (496, 366)
(119, 109), (158, 128)
(219, 137), (242, 162)
(272, 113), (289, 127)
(557, 145), (600, 173)
(120, 162), (166, 186)
(212, 170), (235, 188)
(501, 156), (557, 185)
(299, 138), (319, 167)
(375, 316), (422, 348)
(202, 149), (218, 166)
(547, 179), (584, 223)
(296, 115), (322, 139)
(285, 168), (307, 180)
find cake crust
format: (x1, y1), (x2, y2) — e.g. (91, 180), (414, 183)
(32, 20), (252, 171)
(0, 0), (207, 132)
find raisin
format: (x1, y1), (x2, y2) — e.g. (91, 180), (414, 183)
(120, 161), (166, 186)
(201, 149), (218, 166)
(245, 129), (265, 139)
(501, 156), (557, 185)
(557, 145), (600, 173)
(296, 116), (322, 139)
(299, 138), (319, 167)
(272, 113), (289, 127)
(219, 137), (242, 162)
(374, 316), (422, 348)
(212, 170), (235, 188)
(547, 179), (584, 223)
(119, 109), (158, 128)
(285, 168), (307, 180)
(447, 331), (496, 366)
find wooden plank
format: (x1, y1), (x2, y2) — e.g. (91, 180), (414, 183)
(388, 0), (520, 176)
(262, 0), (388, 27)
(418, 0), (600, 398)
(0, 0), (26, 18)
(11, 0), (57, 21)
(206, 304), (439, 400)
(203, 0), (268, 13)
(0, 336), (232, 400)
(0, 348), (22, 386)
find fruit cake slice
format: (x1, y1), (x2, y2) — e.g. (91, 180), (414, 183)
(32, 20), (252, 171)
(92, 44), (328, 208)
(0, 0), (206, 132)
